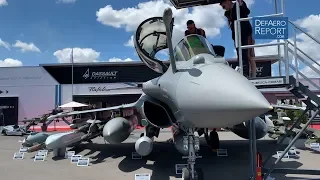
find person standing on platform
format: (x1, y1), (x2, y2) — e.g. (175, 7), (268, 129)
(220, 0), (256, 77)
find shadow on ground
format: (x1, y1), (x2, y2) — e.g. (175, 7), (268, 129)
(61, 138), (320, 180)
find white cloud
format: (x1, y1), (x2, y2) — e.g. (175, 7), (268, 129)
(0, 38), (10, 50)
(109, 57), (134, 62)
(124, 35), (134, 47)
(0, 58), (23, 67)
(56, 0), (76, 4)
(13, 40), (41, 53)
(96, 0), (227, 47)
(54, 48), (100, 63)
(0, 0), (8, 7)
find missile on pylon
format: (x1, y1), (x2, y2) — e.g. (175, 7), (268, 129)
(45, 132), (86, 150)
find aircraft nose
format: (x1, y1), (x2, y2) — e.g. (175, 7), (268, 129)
(176, 63), (271, 128)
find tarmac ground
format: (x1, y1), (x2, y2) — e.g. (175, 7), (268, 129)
(1, 129), (320, 180)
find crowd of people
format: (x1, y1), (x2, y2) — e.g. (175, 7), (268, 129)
(183, 0), (256, 78)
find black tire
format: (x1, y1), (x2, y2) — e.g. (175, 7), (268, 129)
(209, 130), (220, 149)
(182, 168), (190, 180)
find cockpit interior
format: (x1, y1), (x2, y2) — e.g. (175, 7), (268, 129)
(174, 35), (216, 62)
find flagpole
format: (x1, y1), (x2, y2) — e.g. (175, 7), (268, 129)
(71, 48), (74, 101)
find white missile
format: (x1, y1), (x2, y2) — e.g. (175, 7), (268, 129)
(45, 132), (85, 150)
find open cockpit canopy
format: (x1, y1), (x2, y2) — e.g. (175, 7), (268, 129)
(134, 17), (172, 74)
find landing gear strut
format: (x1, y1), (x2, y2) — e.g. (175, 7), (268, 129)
(182, 128), (202, 180)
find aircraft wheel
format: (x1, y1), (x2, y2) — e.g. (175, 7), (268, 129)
(182, 168), (190, 180)
(209, 130), (220, 150)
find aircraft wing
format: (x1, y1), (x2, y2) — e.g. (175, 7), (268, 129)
(271, 104), (306, 111)
(47, 102), (139, 121)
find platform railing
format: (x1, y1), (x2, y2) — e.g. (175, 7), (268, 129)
(286, 20), (320, 90)
(234, 1), (320, 89)
(234, 0), (290, 82)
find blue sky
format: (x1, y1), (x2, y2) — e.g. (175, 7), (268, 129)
(0, 0), (319, 76)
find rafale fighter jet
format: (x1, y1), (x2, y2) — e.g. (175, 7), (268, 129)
(46, 8), (272, 180)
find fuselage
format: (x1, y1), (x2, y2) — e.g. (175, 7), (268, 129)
(142, 53), (271, 128)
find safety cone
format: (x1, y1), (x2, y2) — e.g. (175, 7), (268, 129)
(256, 152), (263, 180)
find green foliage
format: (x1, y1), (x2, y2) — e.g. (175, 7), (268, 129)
(285, 109), (308, 124)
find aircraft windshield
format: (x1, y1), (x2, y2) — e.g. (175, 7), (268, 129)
(174, 35), (216, 62)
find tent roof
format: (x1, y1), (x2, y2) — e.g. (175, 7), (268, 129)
(59, 101), (88, 108)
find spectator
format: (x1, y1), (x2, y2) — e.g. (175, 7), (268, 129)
(185, 20), (225, 57)
(220, 0), (256, 77)
(185, 20), (206, 37)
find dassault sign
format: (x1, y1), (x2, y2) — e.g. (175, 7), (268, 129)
(83, 68), (118, 80)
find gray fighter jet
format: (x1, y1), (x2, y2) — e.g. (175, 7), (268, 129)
(46, 8), (272, 180)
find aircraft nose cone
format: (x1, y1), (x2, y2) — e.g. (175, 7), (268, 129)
(176, 63), (271, 128)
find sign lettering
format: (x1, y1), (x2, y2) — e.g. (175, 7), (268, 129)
(0, 76), (41, 81)
(83, 68), (118, 80)
(250, 78), (284, 86)
(88, 87), (110, 92)
(228, 63), (267, 77)
(0, 106), (15, 109)
(252, 17), (288, 40)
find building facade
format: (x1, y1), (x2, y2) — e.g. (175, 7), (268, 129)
(0, 66), (58, 125)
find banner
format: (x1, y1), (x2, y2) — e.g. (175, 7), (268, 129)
(228, 61), (272, 77)
(252, 17), (288, 40)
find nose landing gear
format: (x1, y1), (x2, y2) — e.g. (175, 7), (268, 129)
(181, 128), (203, 180)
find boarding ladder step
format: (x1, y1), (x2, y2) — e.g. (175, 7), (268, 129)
(289, 76), (320, 109)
